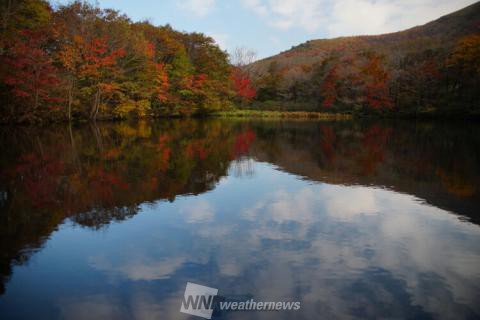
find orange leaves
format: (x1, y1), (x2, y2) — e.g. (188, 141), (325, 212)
(184, 74), (207, 91)
(145, 42), (155, 59)
(362, 55), (393, 109)
(58, 36), (83, 73)
(80, 37), (125, 79)
(98, 83), (120, 93)
(154, 63), (170, 102)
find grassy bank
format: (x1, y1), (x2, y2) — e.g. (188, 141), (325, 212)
(212, 109), (352, 120)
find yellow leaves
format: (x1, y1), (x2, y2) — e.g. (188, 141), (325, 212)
(448, 33), (480, 75)
(114, 99), (152, 118)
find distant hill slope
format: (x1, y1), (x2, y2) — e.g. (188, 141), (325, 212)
(249, 2), (480, 115)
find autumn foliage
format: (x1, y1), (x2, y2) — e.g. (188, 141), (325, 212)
(0, 0), (243, 122)
(1, 29), (61, 121)
(231, 68), (256, 102)
(250, 2), (480, 115)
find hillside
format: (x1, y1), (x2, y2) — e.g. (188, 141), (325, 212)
(249, 2), (480, 115)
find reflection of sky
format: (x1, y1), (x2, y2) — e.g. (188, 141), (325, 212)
(1, 162), (480, 319)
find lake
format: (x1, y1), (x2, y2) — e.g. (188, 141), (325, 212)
(0, 119), (479, 319)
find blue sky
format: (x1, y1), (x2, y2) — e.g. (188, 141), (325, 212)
(54, 0), (477, 58)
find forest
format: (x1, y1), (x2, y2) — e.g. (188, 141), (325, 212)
(0, 0), (256, 122)
(249, 2), (480, 116)
(0, 0), (479, 122)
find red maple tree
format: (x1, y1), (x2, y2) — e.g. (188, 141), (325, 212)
(231, 68), (256, 101)
(2, 30), (61, 118)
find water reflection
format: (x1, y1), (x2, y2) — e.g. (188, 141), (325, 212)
(0, 119), (479, 319)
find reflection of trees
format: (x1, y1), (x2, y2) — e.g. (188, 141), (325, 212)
(0, 119), (257, 295)
(232, 159), (255, 177)
(249, 120), (480, 223)
(0, 119), (479, 296)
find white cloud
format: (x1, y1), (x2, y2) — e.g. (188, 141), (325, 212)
(206, 32), (230, 51)
(180, 199), (215, 223)
(178, 0), (216, 17)
(322, 186), (379, 221)
(89, 255), (186, 281)
(241, 0), (477, 36)
(242, 0), (268, 15)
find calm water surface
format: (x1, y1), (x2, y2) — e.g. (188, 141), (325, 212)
(0, 119), (479, 319)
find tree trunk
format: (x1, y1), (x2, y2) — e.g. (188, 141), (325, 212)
(67, 78), (75, 121)
(90, 88), (101, 120)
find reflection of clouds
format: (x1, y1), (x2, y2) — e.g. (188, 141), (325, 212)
(59, 294), (128, 320)
(129, 290), (185, 320)
(322, 185), (379, 220)
(235, 182), (480, 318)
(59, 290), (186, 320)
(179, 198), (215, 223)
(88, 255), (186, 281)
(243, 185), (381, 224)
(56, 166), (480, 319)
(243, 188), (317, 224)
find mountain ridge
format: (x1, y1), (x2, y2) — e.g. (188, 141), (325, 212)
(254, 1), (480, 68)
(248, 2), (480, 115)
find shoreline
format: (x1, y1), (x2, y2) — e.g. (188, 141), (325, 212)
(3, 109), (480, 125)
(211, 110), (352, 120)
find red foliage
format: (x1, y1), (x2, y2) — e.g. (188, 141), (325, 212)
(360, 125), (392, 174)
(13, 153), (65, 208)
(185, 141), (208, 160)
(2, 30), (61, 110)
(321, 66), (338, 108)
(233, 129), (256, 157)
(362, 55), (393, 109)
(89, 168), (129, 204)
(364, 83), (393, 109)
(80, 37), (125, 78)
(231, 68), (256, 101)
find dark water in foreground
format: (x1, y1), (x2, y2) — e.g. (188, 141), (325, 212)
(0, 119), (479, 319)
